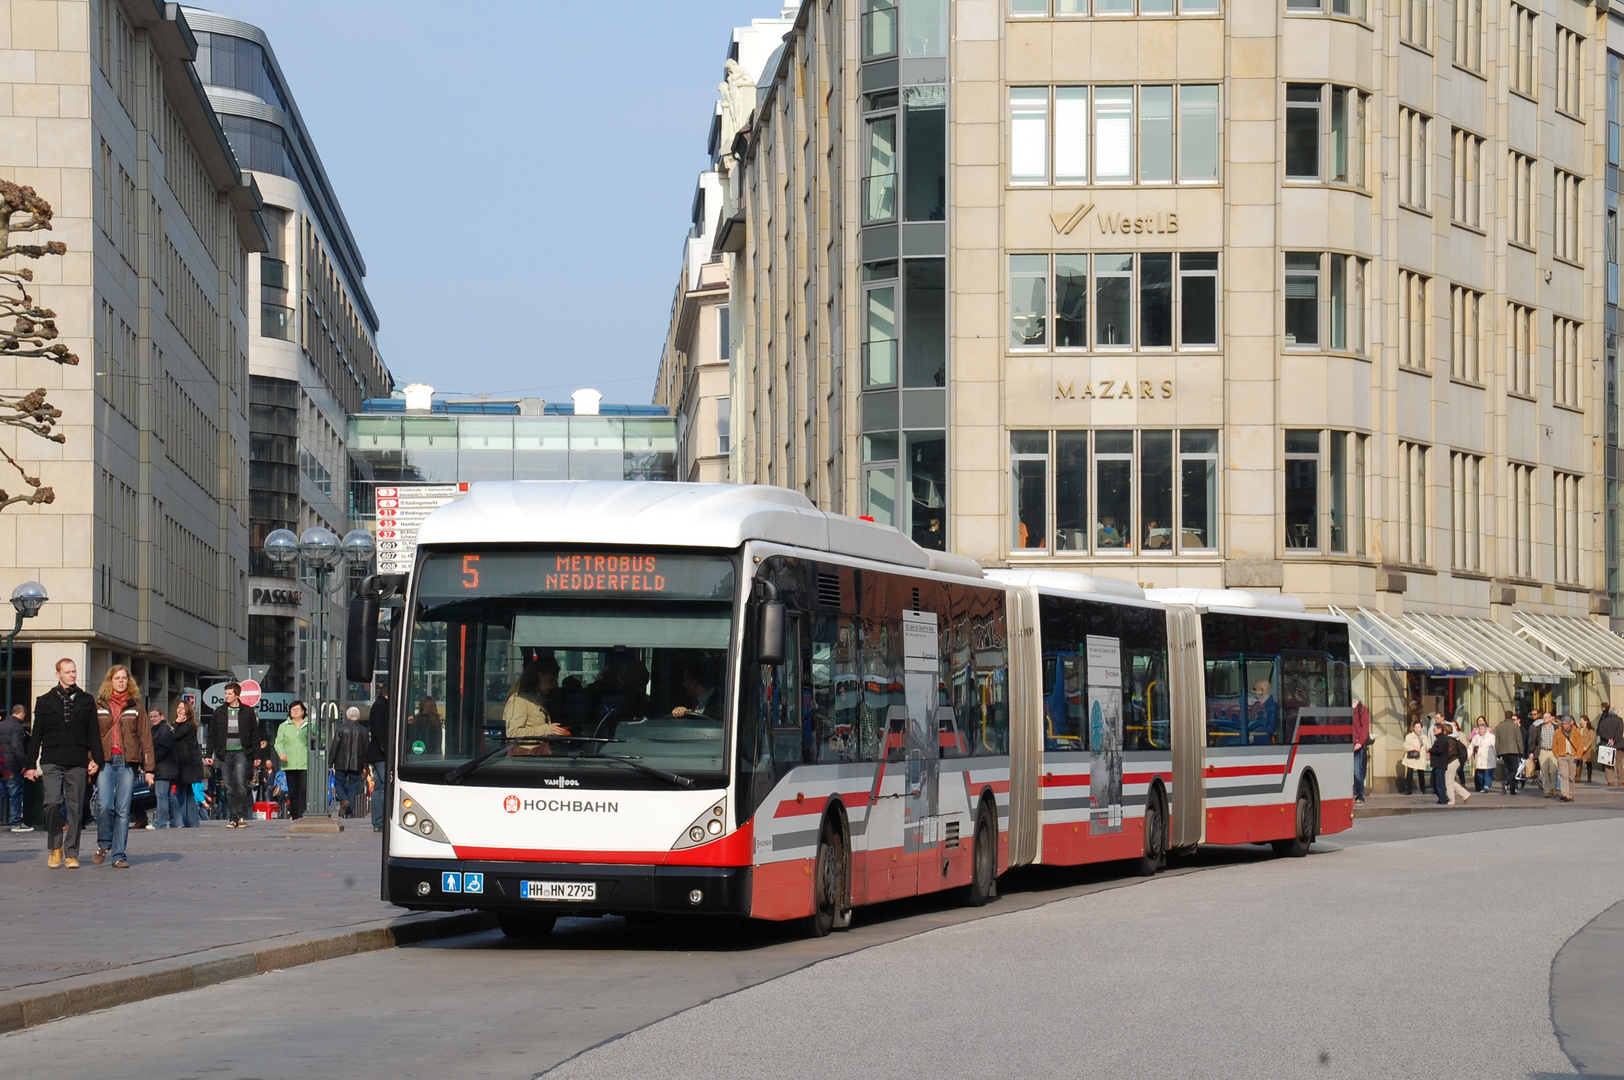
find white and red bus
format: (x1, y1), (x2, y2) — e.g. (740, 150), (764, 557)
(348, 482), (1353, 938)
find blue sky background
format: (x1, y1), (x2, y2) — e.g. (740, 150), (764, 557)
(197, 1), (784, 403)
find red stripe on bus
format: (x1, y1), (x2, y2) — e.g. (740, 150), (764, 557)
(772, 791), (874, 818)
(1040, 772), (1090, 787)
(452, 821), (755, 867)
(1204, 764), (1287, 778)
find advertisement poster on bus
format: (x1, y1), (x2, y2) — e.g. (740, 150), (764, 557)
(1085, 634), (1123, 835)
(901, 610), (940, 848)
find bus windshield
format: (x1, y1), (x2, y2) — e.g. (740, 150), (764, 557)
(400, 549), (737, 788)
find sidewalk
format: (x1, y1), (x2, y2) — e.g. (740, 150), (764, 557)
(0, 818), (489, 1031)
(1355, 777), (1624, 817)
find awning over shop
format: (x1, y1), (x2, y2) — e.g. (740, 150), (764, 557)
(1513, 613), (1624, 674)
(1328, 606), (1475, 676)
(1402, 613), (1573, 684)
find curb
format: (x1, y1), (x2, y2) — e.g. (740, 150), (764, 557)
(0, 908), (496, 1033)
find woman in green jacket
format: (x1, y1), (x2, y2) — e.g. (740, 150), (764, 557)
(274, 701), (312, 820)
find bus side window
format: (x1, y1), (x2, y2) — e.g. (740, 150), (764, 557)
(769, 617), (804, 779)
(1244, 658), (1279, 745)
(1205, 657), (1242, 747)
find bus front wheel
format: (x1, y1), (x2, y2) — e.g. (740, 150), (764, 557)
(804, 819), (846, 938)
(1272, 782), (1318, 858)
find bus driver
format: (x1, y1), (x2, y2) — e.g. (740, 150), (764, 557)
(671, 662), (718, 719)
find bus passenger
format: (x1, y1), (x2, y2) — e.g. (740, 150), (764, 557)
(1246, 678), (1278, 745)
(504, 657), (563, 755)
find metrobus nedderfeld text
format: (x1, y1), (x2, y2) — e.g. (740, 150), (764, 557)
(345, 482), (1354, 939)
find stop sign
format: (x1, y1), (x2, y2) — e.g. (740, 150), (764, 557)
(237, 679), (262, 707)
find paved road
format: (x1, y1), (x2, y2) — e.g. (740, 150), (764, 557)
(3, 808), (1618, 1079)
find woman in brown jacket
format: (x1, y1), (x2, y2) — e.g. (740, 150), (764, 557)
(93, 666), (151, 868)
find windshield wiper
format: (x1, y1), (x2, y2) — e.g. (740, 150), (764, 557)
(442, 735), (656, 784)
(566, 748), (694, 788)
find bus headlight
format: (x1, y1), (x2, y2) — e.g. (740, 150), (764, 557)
(671, 799), (728, 850)
(403, 812), (418, 827)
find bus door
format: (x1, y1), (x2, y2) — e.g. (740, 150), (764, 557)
(900, 610), (941, 885)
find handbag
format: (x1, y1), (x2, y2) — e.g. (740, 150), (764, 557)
(1599, 744), (1617, 767)
(1404, 749), (1421, 761)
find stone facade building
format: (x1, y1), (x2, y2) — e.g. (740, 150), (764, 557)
(713, 0), (1624, 782)
(0, 0), (266, 708)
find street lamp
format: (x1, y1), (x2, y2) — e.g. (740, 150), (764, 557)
(263, 526), (375, 815)
(5, 581), (46, 714)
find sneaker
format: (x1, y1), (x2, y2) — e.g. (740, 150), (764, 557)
(225, 820), (240, 829)
(143, 824), (155, 831)
(47, 848), (61, 868)
(91, 849), (107, 865)
(112, 858), (129, 868)
(10, 824), (32, 832)
(63, 856), (79, 869)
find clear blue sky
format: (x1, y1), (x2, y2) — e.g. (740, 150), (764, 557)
(196, 0), (784, 403)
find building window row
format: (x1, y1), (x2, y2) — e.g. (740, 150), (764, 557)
(1555, 471), (1583, 585)
(1397, 270), (1429, 372)
(1509, 3), (1538, 99)
(1284, 430), (1367, 557)
(1451, 451), (1484, 572)
(1397, 106), (1431, 211)
(1453, 0), (1482, 73)
(860, 0), (947, 61)
(1553, 316), (1581, 409)
(1397, 440), (1429, 566)
(1287, 0), (1365, 17)
(1509, 461), (1536, 578)
(1009, 84), (1219, 187)
(1011, 429), (1219, 556)
(863, 85), (946, 225)
(1008, 0), (1220, 17)
(1284, 252), (1367, 354)
(1507, 151), (1536, 248)
(1399, 0), (1430, 51)
(1451, 128), (1483, 230)
(1554, 170), (1582, 265)
(1009, 252), (1216, 352)
(864, 258), (945, 388)
(1450, 285), (1483, 383)
(1507, 302), (1536, 397)
(1556, 25), (1584, 117)
(1285, 84), (1368, 189)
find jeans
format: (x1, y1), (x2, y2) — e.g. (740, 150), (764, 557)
(222, 751), (254, 822)
(40, 763), (86, 857)
(370, 761), (387, 829)
(1, 774), (22, 824)
(95, 754), (135, 861)
(153, 780), (182, 828)
(334, 770), (363, 816)
(1352, 746), (1367, 801)
(1432, 760), (1449, 803)
(176, 781), (200, 827)
(284, 769), (306, 820)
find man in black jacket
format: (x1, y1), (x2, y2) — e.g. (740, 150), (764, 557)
(367, 688), (389, 832)
(0, 703), (27, 830)
(23, 658), (101, 867)
(330, 707), (370, 818)
(205, 683), (261, 828)
(1597, 702), (1624, 787)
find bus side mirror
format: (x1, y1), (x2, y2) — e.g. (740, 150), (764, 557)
(757, 600), (786, 666)
(346, 586), (381, 684)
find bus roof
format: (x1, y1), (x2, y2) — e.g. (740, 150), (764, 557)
(415, 481), (984, 578)
(1146, 587), (1328, 619)
(985, 568), (1148, 602)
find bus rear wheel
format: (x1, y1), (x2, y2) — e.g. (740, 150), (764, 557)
(804, 819), (846, 938)
(1136, 788), (1167, 876)
(959, 804), (997, 907)
(496, 912), (557, 939)
(1272, 783), (1318, 858)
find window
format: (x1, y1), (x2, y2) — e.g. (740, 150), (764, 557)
(1507, 302), (1536, 397)
(1011, 429), (1220, 555)
(1330, 431), (1366, 555)
(1009, 252), (1218, 352)
(1398, 107), (1431, 210)
(1508, 151), (1536, 248)
(1554, 170), (1581, 264)
(1011, 0), (1222, 14)
(1286, 0), (1366, 16)
(1451, 451), (1483, 572)
(1451, 129), (1482, 228)
(1284, 253), (1320, 348)
(1554, 471), (1582, 584)
(1329, 253), (1366, 353)
(1008, 84), (1220, 185)
(865, 275), (899, 384)
(1553, 316), (1581, 408)
(1398, 270), (1430, 371)
(1556, 26), (1583, 117)
(1453, 0), (1482, 72)
(1398, 441), (1429, 566)
(1284, 430), (1320, 550)
(1283, 429), (1372, 557)
(717, 306), (730, 360)
(1509, 3), (1538, 99)
(716, 396), (731, 456)
(1400, 0), (1429, 49)
(1450, 285), (1482, 382)
(862, 0), (897, 58)
(1509, 462), (1536, 577)
(1284, 84), (1367, 186)
(863, 109), (897, 222)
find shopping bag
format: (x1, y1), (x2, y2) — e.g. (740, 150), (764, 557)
(1599, 745), (1616, 767)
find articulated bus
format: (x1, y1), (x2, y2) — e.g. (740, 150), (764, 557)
(347, 482), (1352, 938)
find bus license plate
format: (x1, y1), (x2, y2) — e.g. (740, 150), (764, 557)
(521, 880), (595, 902)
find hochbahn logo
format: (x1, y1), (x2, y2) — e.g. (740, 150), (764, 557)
(503, 795), (620, 814)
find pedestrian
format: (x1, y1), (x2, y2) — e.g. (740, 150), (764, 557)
(149, 706), (181, 829)
(1578, 716), (1597, 783)
(172, 700), (203, 827)
(205, 682), (261, 828)
(1351, 698), (1371, 805)
(1535, 712), (1560, 797)
(1401, 720), (1428, 795)
(367, 687), (390, 833)
(1442, 721), (1472, 805)
(1429, 718), (1455, 805)
(91, 666), (152, 868)
(1468, 716), (1496, 793)
(330, 706), (370, 818)
(23, 658), (101, 867)
(273, 700), (311, 820)
(1598, 702), (1624, 787)
(1494, 710), (1526, 795)
(1553, 715), (1584, 803)
(0, 702), (28, 830)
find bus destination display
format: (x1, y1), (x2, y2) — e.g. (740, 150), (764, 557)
(418, 550), (735, 601)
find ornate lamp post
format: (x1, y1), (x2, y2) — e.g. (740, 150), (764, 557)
(5, 581), (46, 713)
(263, 526), (375, 816)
